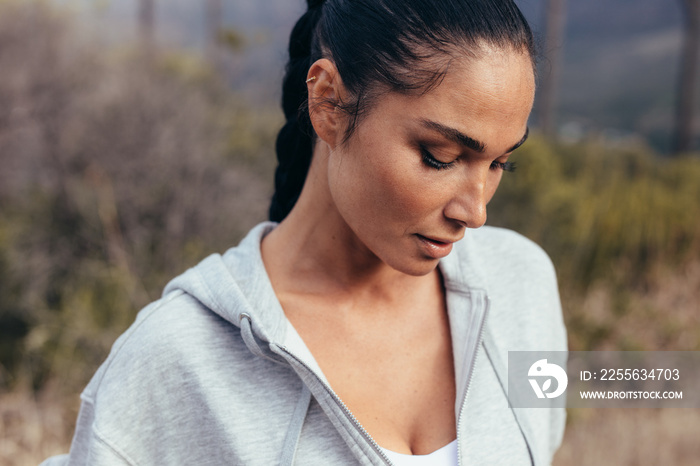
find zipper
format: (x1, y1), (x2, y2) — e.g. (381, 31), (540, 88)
(264, 291), (488, 466)
(455, 292), (490, 466)
(277, 346), (395, 466)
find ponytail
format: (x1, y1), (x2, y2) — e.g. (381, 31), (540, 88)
(269, 1), (325, 222)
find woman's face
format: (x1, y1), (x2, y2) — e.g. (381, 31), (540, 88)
(326, 47), (535, 276)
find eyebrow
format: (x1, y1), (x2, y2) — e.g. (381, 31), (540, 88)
(508, 127), (530, 153)
(420, 119), (529, 154)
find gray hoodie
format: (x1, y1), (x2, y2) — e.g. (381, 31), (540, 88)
(42, 222), (567, 465)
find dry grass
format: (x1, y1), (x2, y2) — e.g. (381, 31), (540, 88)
(566, 260), (700, 352)
(554, 409), (700, 466)
(0, 387), (76, 466)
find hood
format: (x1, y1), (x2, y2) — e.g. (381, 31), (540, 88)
(162, 222), (328, 378)
(163, 222), (287, 345)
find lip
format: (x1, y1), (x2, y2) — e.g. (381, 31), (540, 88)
(416, 234), (456, 259)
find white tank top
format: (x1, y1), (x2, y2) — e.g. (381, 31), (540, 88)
(380, 440), (458, 466)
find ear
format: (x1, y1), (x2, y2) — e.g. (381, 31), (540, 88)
(306, 59), (347, 149)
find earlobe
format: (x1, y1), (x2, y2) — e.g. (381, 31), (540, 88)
(307, 59), (346, 149)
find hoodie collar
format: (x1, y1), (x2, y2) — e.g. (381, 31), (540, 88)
(165, 221), (492, 344)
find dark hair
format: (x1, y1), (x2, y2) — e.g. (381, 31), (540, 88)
(269, 0), (535, 222)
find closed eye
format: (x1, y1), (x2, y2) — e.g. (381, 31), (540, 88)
(422, 145), (518, 172)
(420, 146), (456, 170)
(490, 161), (517, 172)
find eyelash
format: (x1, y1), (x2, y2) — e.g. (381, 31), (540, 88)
(420, 147), (517, 172)
(492, 161), (517, 172)
(420, 147), (454, 170)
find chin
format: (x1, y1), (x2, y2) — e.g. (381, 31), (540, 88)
(386, 255), (441, 277)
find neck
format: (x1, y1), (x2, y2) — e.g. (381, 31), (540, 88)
(261, 143), (434, 302)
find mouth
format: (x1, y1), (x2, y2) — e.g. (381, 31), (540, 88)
(415, 234), (455, 259)
(418, 234), (457, 245)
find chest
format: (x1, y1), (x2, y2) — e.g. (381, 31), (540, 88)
(282, 293), (457, 455)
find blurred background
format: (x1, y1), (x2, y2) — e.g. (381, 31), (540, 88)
(0, 0), (698, 464)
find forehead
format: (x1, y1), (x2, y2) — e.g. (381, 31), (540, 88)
(370, 48), (535, 153)
(426, 48), (534, 124)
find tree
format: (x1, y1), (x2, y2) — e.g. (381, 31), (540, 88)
(674, 0), (700, 154)
(139, 0), (155, 54)
(537, 0), (567, 139)
(205, 0), (223, 69)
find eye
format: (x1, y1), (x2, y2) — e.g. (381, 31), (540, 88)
(490, 160), (517, 172)
(420, 146), (456, 171)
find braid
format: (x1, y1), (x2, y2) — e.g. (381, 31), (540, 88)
(269, 1), (325, 222)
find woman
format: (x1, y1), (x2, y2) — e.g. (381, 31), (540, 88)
(44, 0), (566, 465)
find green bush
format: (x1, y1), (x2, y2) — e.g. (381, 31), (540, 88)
(489, 136), (700, 289)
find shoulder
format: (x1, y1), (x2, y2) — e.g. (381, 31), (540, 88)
(84, 291), (252, 402)
(457, 225), (556, 281)
(450, 225), (559, 307)
(92, 292), (231, 371)
(453, 226), (566, 350)
(75, 292), (288, 463)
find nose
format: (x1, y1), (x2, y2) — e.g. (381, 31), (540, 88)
(443, 166), (489, 229)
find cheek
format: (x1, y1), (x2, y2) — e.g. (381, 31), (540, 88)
(328, 140), (433, 228)
(375, 166), (427, 216)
